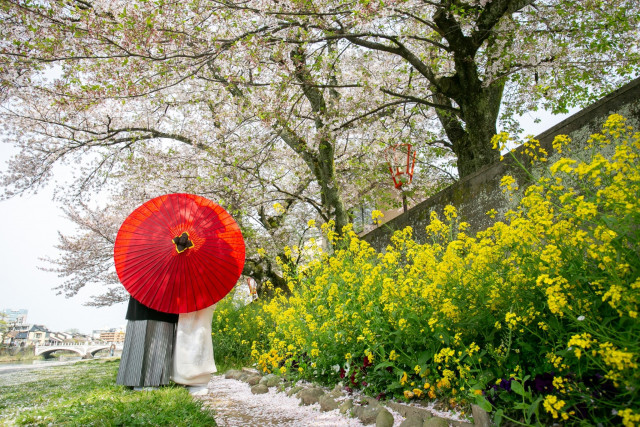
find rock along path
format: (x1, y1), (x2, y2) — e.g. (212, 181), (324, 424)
(199, 374), (369, 427)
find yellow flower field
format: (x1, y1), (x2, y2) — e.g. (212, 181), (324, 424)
(213, 115), (640, 426)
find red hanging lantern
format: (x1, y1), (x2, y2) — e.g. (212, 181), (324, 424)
(385, 144), (417, 189)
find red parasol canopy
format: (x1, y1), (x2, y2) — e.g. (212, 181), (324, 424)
(114, 193), (245, 314)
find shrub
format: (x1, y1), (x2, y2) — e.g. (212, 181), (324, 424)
(211, 289), (270, 371)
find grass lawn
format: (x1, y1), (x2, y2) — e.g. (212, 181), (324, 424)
(0, 359), (217, 426)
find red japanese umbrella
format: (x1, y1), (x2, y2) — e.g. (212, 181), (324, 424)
(114, 193), (245, 314)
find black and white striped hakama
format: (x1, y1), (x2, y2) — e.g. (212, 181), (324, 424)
(116, 319), (176, 387)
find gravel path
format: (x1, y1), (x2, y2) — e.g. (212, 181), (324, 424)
(199, 375), (377, 427)
(197, 373), (474, 427)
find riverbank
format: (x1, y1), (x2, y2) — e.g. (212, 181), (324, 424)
(0, 347), (41, 363)
(0, 359), (217, 425)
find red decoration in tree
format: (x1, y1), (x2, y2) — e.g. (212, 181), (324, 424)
(386, 144), (417, 189)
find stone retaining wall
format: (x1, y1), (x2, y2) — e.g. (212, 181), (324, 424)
(361, 78), (640, 251)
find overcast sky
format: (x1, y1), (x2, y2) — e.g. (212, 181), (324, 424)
(0, 109), (577, 335)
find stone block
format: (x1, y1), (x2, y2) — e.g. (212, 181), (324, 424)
(386, 401), (432, 420)
(265, 375), (281, 387)
(224, 370), (243, 380)
(424, 417), (449, 427)
(246, 375), (262, 386)
(319, 395), (339, 412)
(376, 408), (394, 427)
(339, 399), (354, 415)
(259, 374), (277, 385)
(359, 404), (382, 425)
(400, 415), (426, 427)
(287, 385), (303, 397)
(297, 387), (325, 405)
(250, 384), (269, 395)
(471, 404), (490, 427)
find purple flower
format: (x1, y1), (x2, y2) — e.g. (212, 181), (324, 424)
(528, 372), (554, 393)
(363, 356), (372, 368)
(499, 378), (513, 392)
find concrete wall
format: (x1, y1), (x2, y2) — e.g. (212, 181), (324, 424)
(362, 78), (640, 251)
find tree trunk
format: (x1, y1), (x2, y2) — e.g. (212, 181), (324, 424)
(436, 81), (504, 178)
(315, 140), (350, 235)
(455, 83), (504, 177)
(243, 258), (290, 298)
(287, 46), (350, 236)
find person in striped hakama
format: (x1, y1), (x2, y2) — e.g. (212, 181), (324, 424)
(116, 296), (178, 389)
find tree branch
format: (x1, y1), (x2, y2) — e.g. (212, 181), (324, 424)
(344, 34), (439, 87)
(380, 89), (460, 113)
(473, 0), (535, 48)
(333, 99), (410, 131)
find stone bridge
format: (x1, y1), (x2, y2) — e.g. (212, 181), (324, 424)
(35, 342), (124, 359)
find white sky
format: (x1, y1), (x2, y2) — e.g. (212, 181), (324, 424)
(0, 109), (576, 335)
(0, 142), (127, 334)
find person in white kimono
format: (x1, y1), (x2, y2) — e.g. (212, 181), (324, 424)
(171, 304), (217, 393)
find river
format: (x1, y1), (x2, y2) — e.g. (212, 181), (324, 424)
(0, 354), (119, 376)
(0, 357), (82, 375)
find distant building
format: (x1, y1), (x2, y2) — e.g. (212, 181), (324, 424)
(94, 328), (125, 343)
(14, 331), (28, 346)
(2, 330), (18, 346)
(71, 333), (92, 343)
(4, 324), (53, 346)
(91, 329), (104, 341)
(53, 332), (73, 341)
(27, 325), (50, 346)
(1, 308), (28, 325)
(47, 331), (72, 345)
(4, 323), (35, 346)
(3, 320), (102, 347)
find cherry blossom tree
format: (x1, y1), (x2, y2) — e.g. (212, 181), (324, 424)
(2, 0), (637, 195)
(40, 202), (125, 306)
(1, 0), (637, 304)
(224, 0), (639, 177)
(1, 0), (443, 227)
(0, 312), (8, 342)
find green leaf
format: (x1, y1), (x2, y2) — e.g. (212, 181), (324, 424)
(374, 361), (394, 371)
(417, 350), (430, 365)
(511, 380), (525, 396)
(475, 395), (493, 413)
(527, 396), (543, 422)
(494, 409), (504, 426)
(386, 381), (403, 391)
